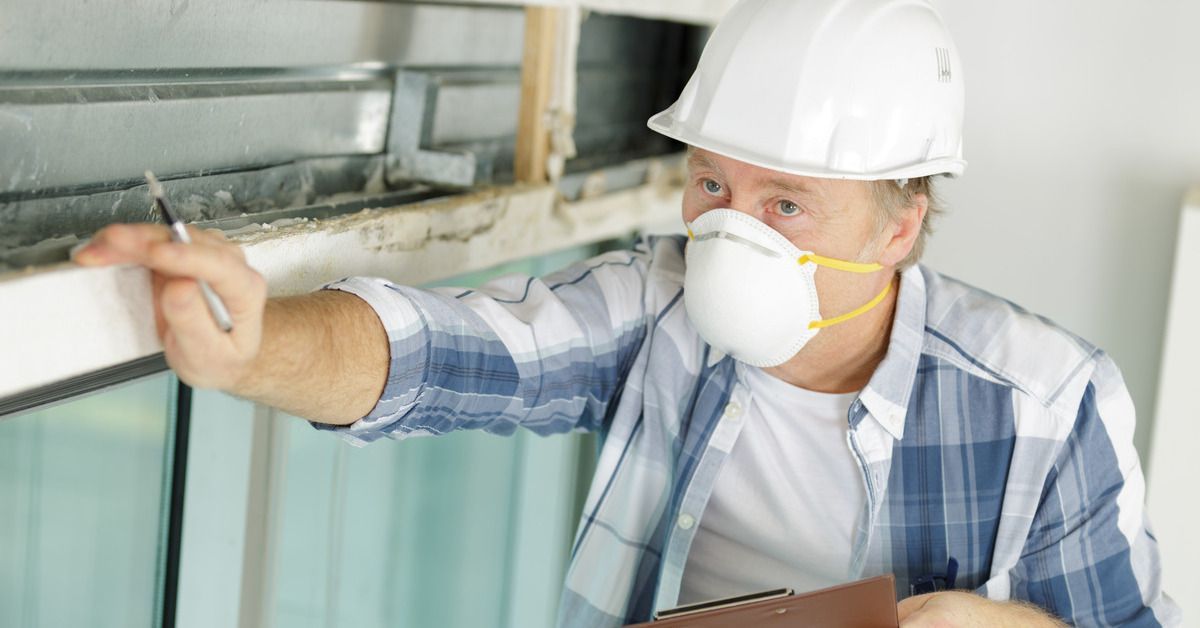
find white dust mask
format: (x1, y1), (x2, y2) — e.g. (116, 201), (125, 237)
(683, 209), (891, 367)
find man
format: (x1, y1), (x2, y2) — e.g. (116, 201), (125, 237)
(74, 0), (1178, 626)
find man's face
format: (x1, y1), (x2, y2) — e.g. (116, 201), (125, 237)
(682, 148), (893, 327)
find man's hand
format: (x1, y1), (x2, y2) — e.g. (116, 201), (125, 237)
(897, 591), (1066, 628)
(73, 223), (389, 423)
(74, 223), (268, 391)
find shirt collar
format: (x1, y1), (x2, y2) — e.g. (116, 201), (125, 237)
(855, 265), (927, 440)
(705, 266), (928, 440)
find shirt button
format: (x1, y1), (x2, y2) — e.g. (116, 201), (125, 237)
(723, 402), (742, 420)
(677, 513), (695, 530)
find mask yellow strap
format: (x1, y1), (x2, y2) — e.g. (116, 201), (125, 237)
(798, 253), (882, 274)
(808, 281), (892, 330)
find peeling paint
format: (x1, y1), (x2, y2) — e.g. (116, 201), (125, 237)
(2, 155), (683, 290)
(0, 155), (392, 252)
(235, 177), (680, 296)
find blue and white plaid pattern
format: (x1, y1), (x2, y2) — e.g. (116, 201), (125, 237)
(322, 236), (1179, 627)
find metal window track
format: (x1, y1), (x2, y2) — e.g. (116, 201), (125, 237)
(0, 354), (169, 420)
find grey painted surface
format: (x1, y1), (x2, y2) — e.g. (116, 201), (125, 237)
(0, 1), (524, 70)
(0, 1), (526, 197)
(1, 5), (698, 255)
(0, 77), (392, 195)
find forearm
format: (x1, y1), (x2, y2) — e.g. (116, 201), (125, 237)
(232, 290), (389, 425)
(988, 599), (1067, 627)
(899, 591), (1066, 627)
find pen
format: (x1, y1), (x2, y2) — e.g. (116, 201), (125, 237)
(145, 170), (235, 333)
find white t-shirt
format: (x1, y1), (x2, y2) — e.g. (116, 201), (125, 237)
(678, 365), (867, 604)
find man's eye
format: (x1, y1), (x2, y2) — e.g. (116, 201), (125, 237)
(778, 200), (802, 216)
(702, 179), (723, 195)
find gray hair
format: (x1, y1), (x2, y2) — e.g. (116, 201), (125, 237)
(870, 177), (944, 270)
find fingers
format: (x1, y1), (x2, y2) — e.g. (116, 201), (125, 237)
(73, 223), (173, 267)
(79, 221), (265, 333)
(144, 240), (264, 321)
(160, 277), (229, 355)
(159, 277), (261, 389)
(151, 272), (169, 341)
(72, 222), (265, 390)
(74, 223), (262, 319)
(74, 223), (230, 267)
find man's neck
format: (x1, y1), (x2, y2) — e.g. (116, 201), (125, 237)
(764, 274), (900, 394)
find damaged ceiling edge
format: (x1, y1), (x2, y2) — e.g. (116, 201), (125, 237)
(0, 173), (684, 399)
(245, 176), (682, 297)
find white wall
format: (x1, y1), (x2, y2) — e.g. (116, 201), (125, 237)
(1147, 194), (1200, 623)
(924, 2), (1200, 459)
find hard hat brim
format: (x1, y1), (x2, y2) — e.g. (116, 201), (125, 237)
(648, 111), (967, 182)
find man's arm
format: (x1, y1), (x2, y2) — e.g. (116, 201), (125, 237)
(1005, 353), (1178, 626)
(235, 291), (388, 423)
(312, 245), (655, 443)
(896, 352), (1180, 628)
(76, 223), (659, 438)
(897, 591), (1065, 627)
(74, 224), (388, 424)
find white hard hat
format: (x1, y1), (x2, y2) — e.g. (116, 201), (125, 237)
(649, 0), (966, 181)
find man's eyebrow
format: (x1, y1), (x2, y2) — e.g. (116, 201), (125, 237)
(687, 153), (820, 198)
(762, 177), (818, 197)
(686, 152), (725, 177)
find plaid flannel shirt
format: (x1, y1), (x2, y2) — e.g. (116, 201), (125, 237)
(321, 235), (1179, 627)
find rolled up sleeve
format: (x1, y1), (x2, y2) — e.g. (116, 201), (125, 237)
(1012, 354), (1180, 626)
(313, 244), (656, 446)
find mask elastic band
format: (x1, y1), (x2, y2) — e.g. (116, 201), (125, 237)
(808, 281), (892, 330)
(798, 253), (883, 274)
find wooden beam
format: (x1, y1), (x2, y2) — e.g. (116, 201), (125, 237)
(515, 6), (560, 184)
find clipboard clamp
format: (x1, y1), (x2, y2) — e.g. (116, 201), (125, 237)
(909, 557), (959, 595)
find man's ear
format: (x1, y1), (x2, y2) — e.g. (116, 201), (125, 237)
(876, 192), (928, 267)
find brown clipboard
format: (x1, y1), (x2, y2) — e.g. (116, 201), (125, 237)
(625, 574), (899, 627)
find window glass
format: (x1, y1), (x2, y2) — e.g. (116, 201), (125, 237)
(0, 375), (175, 628)
(261, 245), (608, 628)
